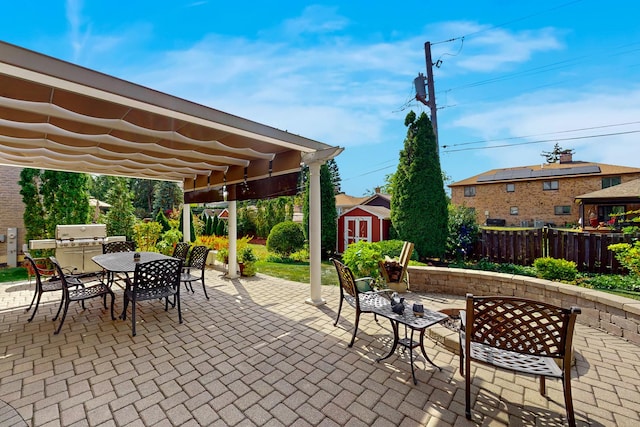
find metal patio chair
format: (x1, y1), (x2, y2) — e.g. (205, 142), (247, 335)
(180, 245), (211, 299)
(122, 257), (183, 336)
(50, 256), (115, 335)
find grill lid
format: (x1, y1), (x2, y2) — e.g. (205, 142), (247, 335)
(56, 224), (107, 240)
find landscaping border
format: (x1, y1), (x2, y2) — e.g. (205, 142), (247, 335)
(409, 266), (640, 345)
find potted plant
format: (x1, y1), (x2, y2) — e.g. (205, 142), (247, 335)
(238, 246), (257, 277)
(216, 247), (229, 264)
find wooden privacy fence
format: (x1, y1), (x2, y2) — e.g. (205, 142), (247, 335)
(471, 228), (640, 274)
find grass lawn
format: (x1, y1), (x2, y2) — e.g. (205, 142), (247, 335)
(0, 267), (28, 283)
(250, 244), (338, 286)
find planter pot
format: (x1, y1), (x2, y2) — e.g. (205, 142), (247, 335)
(238, 262), (245, 275)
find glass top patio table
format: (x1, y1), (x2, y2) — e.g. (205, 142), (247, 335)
(92, 251), (175, 273)
(372, 302), (449, 385)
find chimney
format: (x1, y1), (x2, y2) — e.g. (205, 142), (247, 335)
(375, 187), (381, 194)
(559, 150), (573, 164)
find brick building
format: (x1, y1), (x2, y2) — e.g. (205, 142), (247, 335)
(0, 166), (26, 265)
(449, 152), (640, 227)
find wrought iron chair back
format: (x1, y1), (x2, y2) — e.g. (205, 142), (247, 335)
(49, 256), (115, 335)
(123, 257), (183, 336)
(331, 258), (389, 347)
(102, 241), (135, 254)
(23, 253), (62, 322)
(180, 245), (211, 299)
(172, 242), (190, 261)
(460, 294), (581, 426)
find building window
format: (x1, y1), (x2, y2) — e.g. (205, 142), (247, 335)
(543, 180), (559, 190)
(506, 183), (515, 192)
(602, 176), (621, 189)
(464, 186), (476, 197)
(510, 206), (519, 215)
(554, 206), (571, 215)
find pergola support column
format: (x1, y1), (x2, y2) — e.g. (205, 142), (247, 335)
(227, 200), (238, 279)
(306, 161), (325, 306)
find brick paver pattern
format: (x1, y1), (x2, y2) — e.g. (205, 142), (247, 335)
(1, 267), (639, 426)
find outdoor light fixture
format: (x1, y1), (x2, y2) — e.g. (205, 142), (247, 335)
(222, 172), (228, 202)
(241, 167), (249, 194)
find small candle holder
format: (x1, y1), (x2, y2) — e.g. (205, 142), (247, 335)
(133, 252), (141, 261)
(413, 303), (424, 317)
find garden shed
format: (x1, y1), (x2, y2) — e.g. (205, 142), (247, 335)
(337, 192), (391, 253)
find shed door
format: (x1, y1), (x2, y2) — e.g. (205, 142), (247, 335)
(345, 217), (371, 249)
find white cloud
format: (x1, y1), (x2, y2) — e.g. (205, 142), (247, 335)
(281, 5), (349, 37)
(450, 86), (640, 169)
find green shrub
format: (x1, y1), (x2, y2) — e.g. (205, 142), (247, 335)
(449, 259), (537, 277)
(341, 240), (383, 279)
(239, 246), (257, 263)
(533, 257), (577, 282)
(609, 241), (640, 277)
(266, 221), (305, 257)
(446, 204), (479, 260)
(374, 240), (419, 261)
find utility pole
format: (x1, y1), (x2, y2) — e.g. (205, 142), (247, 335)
(414, 41), (439, 153)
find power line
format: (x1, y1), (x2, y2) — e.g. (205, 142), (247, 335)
(442, 129), (640, 153)
(442, 120), (640, 149)
(432, 0), (585, 45)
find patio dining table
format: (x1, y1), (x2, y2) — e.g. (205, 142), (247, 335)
(92, 251), (174, 275)
(92, 251), (176, 318)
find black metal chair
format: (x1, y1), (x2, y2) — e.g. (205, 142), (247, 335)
(172, 242), (190, 262)
(24, 253), (82, 323)
(331, 258), (391, 347)
(101, 241), (136, 286)
(102, 241), (135, 254)
(180, 245), (210, 299)
(122, 257), (183, 336)
(50, 256), (115, 335)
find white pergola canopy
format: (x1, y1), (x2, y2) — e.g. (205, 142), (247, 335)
(0, 41), (341, 201)
(0, 41), (342, 303)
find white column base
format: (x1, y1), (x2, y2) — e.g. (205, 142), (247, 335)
(305, 297), (326, 306)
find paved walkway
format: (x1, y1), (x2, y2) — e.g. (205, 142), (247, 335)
(0, 268), (639, 426)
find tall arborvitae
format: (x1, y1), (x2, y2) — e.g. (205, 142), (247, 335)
(390, 111), (448, 259)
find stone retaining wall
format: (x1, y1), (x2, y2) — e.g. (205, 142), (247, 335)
(408, 266), (640, 345)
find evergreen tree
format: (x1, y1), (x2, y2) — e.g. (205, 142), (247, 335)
(41, 171), (91, 234)
(19, 168), (48, 241)
(131, 178), (156, 218)
(391, 111), (448, 259)
(155, 210), (171, 233)
(152, 181), (182, 217)
(105, 178), (136, 240)
(303, 163), (339, 259)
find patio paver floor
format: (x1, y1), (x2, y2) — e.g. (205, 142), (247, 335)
(1, 267), (639, 426)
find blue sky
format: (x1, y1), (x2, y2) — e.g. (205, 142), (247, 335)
(3, 1), (640, 196)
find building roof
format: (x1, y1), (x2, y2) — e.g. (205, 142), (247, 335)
(449, 161), (640, 187)
(341, 204), (390, 219)
(576, 178), (640, 202)
(363, 192), (391, 205)
(335, 193), (369, 207)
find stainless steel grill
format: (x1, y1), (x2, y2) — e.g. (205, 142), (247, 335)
(28, 224), (124, 273)
(55, 225), (107, 273)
